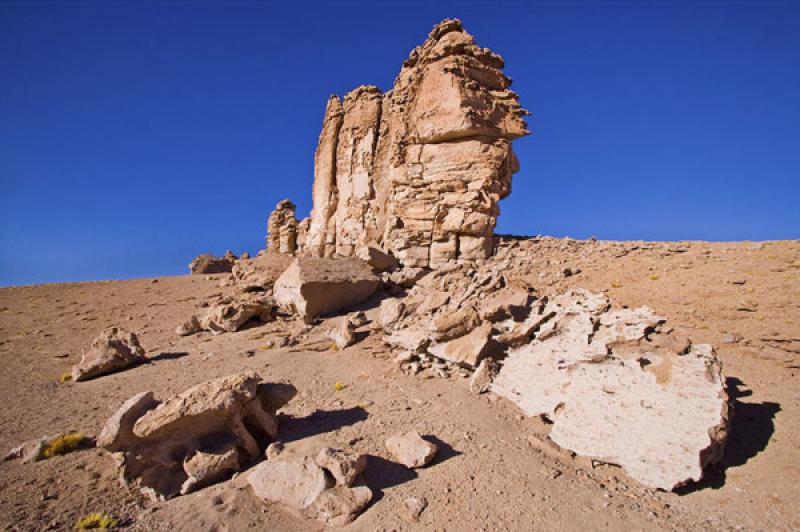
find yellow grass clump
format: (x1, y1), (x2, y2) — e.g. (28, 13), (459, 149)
(334, 382), (347, 392)
(41, 433), (86, 459)
(75, 512), (118, 529)
(59, 372), (73, 383)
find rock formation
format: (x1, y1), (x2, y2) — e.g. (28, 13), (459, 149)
(189, 251), (237, 274)
(270, 19), (529, 269)
(490, 288), (730, 490)
(266, 200), (300, 255)
(72, 327), (148, 382)
(98, 371), (296, 499)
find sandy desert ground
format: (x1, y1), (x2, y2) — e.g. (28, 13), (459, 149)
(1, 236), (799, 531)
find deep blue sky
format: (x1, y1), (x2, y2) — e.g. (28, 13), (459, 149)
(1, 1), (799, 286)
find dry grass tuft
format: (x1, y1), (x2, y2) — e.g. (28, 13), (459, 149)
(75, 512), (118, 529)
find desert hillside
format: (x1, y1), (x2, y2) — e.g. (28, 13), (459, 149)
(1, 236), (798, 531)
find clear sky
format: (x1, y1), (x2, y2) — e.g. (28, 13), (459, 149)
(1, 1), (798, 286)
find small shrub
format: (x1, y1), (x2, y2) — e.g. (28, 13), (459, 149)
(334, 382), (347, 392)
(59, 372), (73, 383)
(610, 281), (623, 288)
(649, 275), (660, 281)
(75, 512), (118, 529)
(41, 433), (86, 459)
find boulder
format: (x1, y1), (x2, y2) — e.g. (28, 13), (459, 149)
(357, 246), (399, 272)
(97, 391), (159, 452)
(189, 252), (236, 274)
(248, 455), (372, 526)
(196, 297), (275, 334)
(491, 289), (730, 491)
(273, 257), (380, 320)
(100, 371), (296, 499)
(315, 447), (367, 487)
(385, 430), (437, 468)
(72, 327), (148, 382)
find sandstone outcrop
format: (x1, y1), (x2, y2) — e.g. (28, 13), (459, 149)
(98, 371), (296, 499)
(189, 251), (237, 274)
(490, 289), (730, 490)
(273, 257), (380, 320)
(272, 19), (528, 269)
(72, 327), (148, 382)
(267, 199), (300, 255)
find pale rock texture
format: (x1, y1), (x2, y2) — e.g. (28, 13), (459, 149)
(72, 327), (148, 382)
(99, 371), (296, 499)
(189, 251), (237, 274)
(491, 289), (730, 490)
(248, 454), (372, 526)
(293, 19), (528, 268)
(315, 447), (367, 487)
(273, 257), (380, 320)
(386, 430), (438, 468)
(267, 199), (299, 255)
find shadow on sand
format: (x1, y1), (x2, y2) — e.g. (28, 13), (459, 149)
(677, 376), (780, 494)
(277, 407), (369, 443)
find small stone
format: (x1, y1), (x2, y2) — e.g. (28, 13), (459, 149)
(402, 496), (428, 522)
(266, 442), (286, 460)
(385, 430), (437, 468)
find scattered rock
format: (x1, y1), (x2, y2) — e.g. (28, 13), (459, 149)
(723, 333), (743, 344)
(248, 454), (371, 526)
(402, 496), (428, 522)
(469, 358), (497, 394)
(72, 327), (148, 382)
(328, 318), (357, 350)
(189, 252), (237, 274)
(315, 447), (367, 487)
(428, 321), (495, 368)
(386, 430), (438, 468)
(175, 315), (202, 336)
(379, 298), (405, 330)
(196, 297), (275, 334)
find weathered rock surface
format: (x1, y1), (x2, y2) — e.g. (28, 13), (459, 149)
(328, 317), (357, 350)
(273, 257), (380, 320)
(249, 454), (372, 526)
(72, 327), (148, 382)
(267, 199), (300, 255)
(315, 447), (367, 487)
(97, 391), (159, 452)
(99, 371), (295, 499)
(491, 288), (730, 490)
(386, 430), (438, 468)
(286, 19), (528, 269)
(189, 251), (237, 274)
(197, 297), (275, 334)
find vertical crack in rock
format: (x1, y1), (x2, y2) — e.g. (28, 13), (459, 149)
(273, 18), (530, 269)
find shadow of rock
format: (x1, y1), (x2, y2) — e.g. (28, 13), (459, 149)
(423, 435), (461, 467)
(676, 376), (780, 494)
(149, 351), (190, 362)
(278, 407), (368, 443)
(362, 455), (418, 504)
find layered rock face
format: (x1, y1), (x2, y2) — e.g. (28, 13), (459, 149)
(274, 19), (529, 268)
